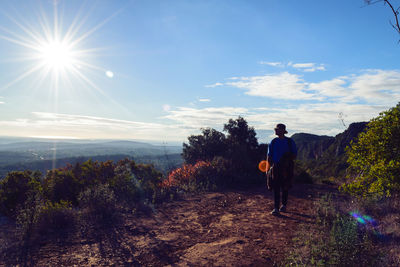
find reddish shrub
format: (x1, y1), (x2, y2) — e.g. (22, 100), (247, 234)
(161, 161), (215, 190)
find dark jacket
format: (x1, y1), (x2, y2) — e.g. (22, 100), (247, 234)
(267, 137), (296, 190)
(272, 152), (294, 190)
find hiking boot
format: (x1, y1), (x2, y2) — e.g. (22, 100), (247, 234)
(271, 209), (279, 215)
(279, 205), (287, 212)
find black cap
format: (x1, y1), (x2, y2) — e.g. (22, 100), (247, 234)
(274, 123), (288, 134)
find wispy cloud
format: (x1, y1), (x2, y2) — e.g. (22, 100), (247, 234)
(163, 107), (249, 129)
(198, 98), (211, 102)
(259, 61), (284, 67)
(0, 96), (4, 104)
(288, 62), (326, 72)
(0, 112), (189, 141)
(30, 112), (164, 129)
(259, 61), (326, 72)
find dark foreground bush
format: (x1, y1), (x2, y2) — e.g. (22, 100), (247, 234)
(15, 195), (76, 243)
(36, 200), (75, 235)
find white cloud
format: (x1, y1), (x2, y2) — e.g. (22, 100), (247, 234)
(208, 69), (400, 105)
(0, 96), (4, 104)
(198, 98), (211, 102)
(308, 77), (351, 101)
(226, 72), (317, 100)
(349, 70), (400, 104)
(205, 82), (223, 88)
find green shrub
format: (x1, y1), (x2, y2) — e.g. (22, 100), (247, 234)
(315, 193), (337, 227)
(326, 215), (376, 266)
(78, 184), (118, 225)
(132, 163), (164, 202)
(111, 159), (164, 205)
(43, 169), (81, 205)
(0, 171), (42, 217)
(108, 168), (139, 204)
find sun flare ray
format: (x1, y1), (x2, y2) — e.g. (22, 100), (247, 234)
(0, 1), (133, 125)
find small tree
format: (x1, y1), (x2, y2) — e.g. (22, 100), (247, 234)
(224, 117), (260, 181)
(182, 128), (227, 164)
(342, 103), (400, 197)
(224, 116), (259, 151)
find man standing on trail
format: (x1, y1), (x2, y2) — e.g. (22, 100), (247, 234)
(267, 123), (297, 215)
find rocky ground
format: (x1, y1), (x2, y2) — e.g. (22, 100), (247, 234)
(0, 184), (337, 266)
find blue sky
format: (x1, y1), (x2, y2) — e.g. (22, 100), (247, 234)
(0, 0), (399, 143)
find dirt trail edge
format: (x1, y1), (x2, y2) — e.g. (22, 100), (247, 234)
(16, 184), (336, 266)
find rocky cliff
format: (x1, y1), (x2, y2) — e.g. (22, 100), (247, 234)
(291, 122), (368, 179)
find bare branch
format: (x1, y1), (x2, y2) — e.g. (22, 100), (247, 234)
(383, 0), (400, 34)
(365, 0), (400, 38)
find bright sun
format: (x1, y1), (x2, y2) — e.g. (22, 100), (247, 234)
(0, 2), (116, 94)
(38, 40), (75, 71)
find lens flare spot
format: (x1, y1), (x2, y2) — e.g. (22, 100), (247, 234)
(106, 70), (114, 78)
(350, 211), (366, 224)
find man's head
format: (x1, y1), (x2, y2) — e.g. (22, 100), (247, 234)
(274, 123), (288, 137)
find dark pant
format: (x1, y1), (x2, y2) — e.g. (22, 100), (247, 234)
(273, 181), (288, 210)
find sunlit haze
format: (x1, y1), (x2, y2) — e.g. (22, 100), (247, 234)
(0, 0), (399, 143)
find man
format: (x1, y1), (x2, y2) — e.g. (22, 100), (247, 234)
(267, 123), (297, 215)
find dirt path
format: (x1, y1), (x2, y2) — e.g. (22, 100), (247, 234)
(2, 184), (336, 266)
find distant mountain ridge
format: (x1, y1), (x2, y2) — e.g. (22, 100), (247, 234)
(0, 138), (183, 178)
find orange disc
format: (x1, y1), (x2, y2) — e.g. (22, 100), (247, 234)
(258, 160), (270, 172)
(258, 160), (267, 172)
